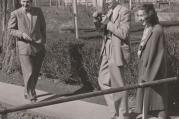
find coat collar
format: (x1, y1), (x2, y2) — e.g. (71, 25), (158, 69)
(142, 26), (153, 47)
(138, 26), (153, 58)
(18, 7), (37, 34)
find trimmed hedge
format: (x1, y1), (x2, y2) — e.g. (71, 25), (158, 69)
(41, 32), (102, 90)
(41, 30), (179, 92)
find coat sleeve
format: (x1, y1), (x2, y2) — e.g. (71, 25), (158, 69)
(106, 8), (130, 40)
(8, 11), (23, 38)
(39, 8), (46, 44)
(143, 28), (165, 82)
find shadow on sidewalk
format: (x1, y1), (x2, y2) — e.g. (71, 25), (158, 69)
(38, 86), (94, 102)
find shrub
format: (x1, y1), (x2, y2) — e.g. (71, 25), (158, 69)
(165, 32), (179, 77)
(41, 31), (102, 90)
(41, 30), (179, 91)
(41, 32), (72, 80)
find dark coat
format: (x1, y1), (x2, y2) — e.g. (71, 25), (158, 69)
(135, 24), (168, 113)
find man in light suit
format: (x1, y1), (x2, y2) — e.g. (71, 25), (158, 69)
(8, 0), (46, 102)
(93, 0), (130, 119)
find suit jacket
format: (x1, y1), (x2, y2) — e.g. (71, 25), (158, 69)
(8, 7), (46, 56)
(135, 24), (168, 112)
(100, 4), (130, 66)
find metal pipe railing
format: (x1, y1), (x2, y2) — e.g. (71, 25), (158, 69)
(0, 76), (177, 117)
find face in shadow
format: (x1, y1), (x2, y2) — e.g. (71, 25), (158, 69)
(20, 0), (32, 12)
(137, 9), (148, 26)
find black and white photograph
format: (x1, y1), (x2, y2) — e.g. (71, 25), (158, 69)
(0, 0), (178, 119)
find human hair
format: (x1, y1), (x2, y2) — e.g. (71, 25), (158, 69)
(137, 4), (159, 26)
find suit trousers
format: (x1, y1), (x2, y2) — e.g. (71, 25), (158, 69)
(98, 40), (128, 119)
(19, 51), (45, 100)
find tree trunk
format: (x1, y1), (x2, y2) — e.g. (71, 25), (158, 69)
(0, 0), (3, 12)
(1, 0), (21, 74)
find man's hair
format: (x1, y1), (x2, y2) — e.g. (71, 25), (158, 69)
(137, 4), (159, 26)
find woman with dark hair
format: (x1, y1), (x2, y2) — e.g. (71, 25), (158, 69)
(135, 4), (168, 119)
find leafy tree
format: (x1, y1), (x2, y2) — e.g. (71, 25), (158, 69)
(0, 0), (21, 74)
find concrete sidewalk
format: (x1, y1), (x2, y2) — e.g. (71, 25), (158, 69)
(0, 82), (179, 119)
(0, 82), (111, 119)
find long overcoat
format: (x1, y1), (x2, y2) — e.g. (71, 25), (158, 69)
(135, 24), (168, 113)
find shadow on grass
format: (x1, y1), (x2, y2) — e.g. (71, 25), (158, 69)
(39, 42), (96, 102)
(65, 41), (94, 89)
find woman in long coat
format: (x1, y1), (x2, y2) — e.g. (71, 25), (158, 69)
(135, 4), (168, 119)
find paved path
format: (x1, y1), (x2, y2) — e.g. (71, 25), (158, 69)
(0, 82), (179, 119)
(0, 82), (110, 119)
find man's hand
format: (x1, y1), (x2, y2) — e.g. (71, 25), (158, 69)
(92, 11), (102, 23)
(22, 32), (32, 42)
(139, 79), (146, 86)
(106, 9), (113, 18)
(101, 15), (110, 25)
(92, 11), (99, 18)
(101, 9), (113, 25)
